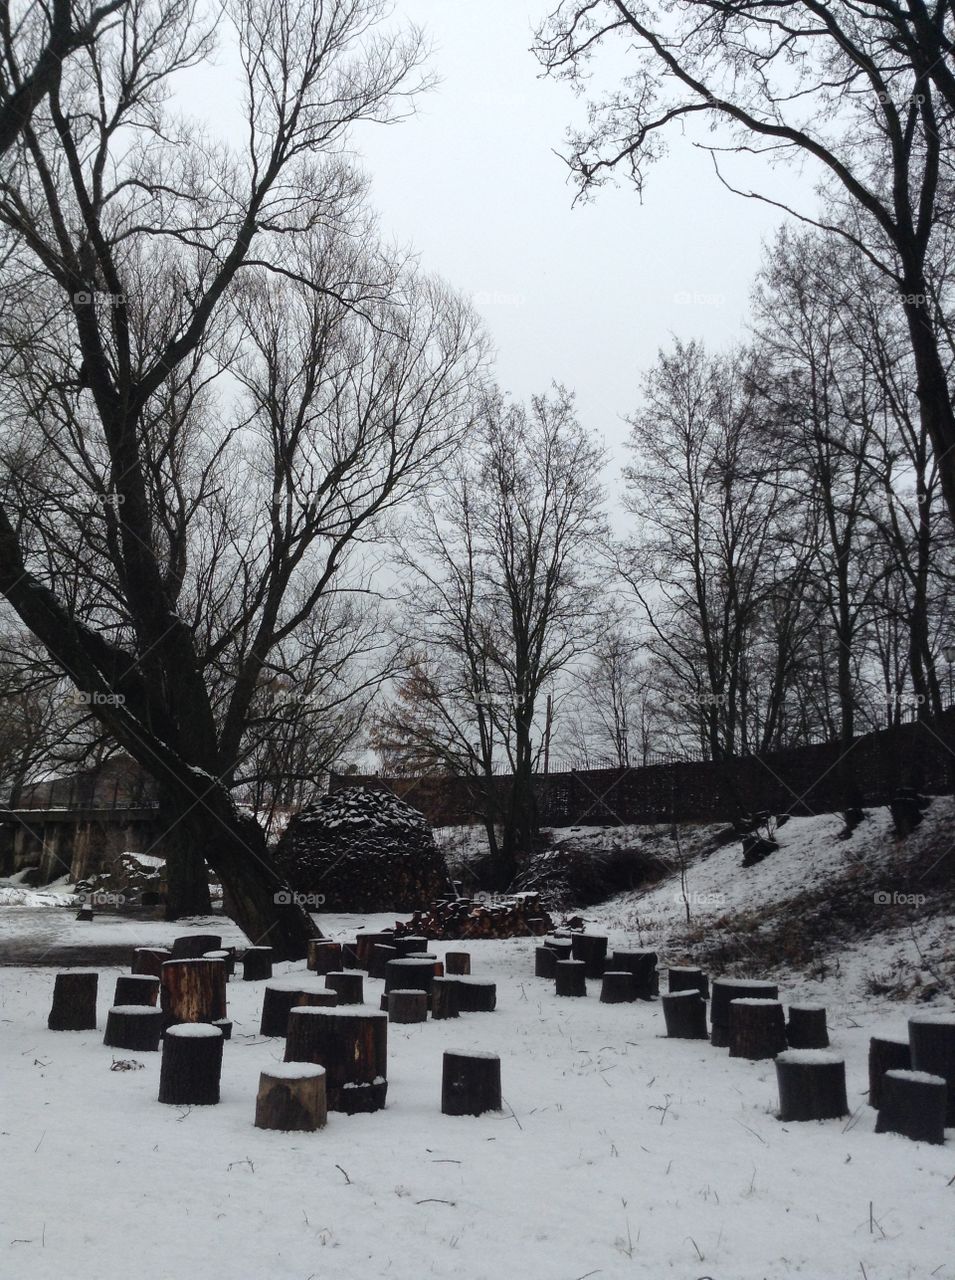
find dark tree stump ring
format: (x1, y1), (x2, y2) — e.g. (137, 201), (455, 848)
(868, 1035), (911, 1109)
(710, 979), (778, 1047)
(48, 971), (98, 1031)
(132, 947), (171, 977)
(388, 990), (428, 1024)
(662, 990), (708, 1039)
(241, 947), (274, 981)
(555, 960), (587, 998)
(445, 952), (471, 975)
(451, 977), (497, 1011)
(307, 941), (343, 974)
(775, 1049), (847, 1121)
(255, 1063), (327, 1132)
(600, 971), (637, 1004)
(786, 1005), (829, 1049)
(908, 1015), (955, 1124)
(325, 971), (364, 1004)
(104, 1005), (163, 1051)
(259, 978), (338, 1037)
(171, 934), (222, 960)
(284, 1007), (388, 1113)
(113, 974), (160, 1007)
(441, 1050), (502, 1116)
(875, 1069), (947, 1144)
(158, 1023), (224, 1104)
(667, 966), (709, 999)
(431, 977), (460, 1019)
(570, 934), (607, 978)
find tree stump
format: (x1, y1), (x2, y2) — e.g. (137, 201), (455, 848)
(875, 1069), (947, 1144)
(171, 934), (222, 960)
(543, 937), (573, 960)
(254, 1063), (328, 1132)
(868, 1036), (912, 1109)
(132, 947), (171, 977)
(113, 975), (160, 1007)
(259, 978), (338, 1037)
(203, 949), (235, 978)
(212, 1018), (232, 1040)
(158, 1024), (224, 1105)
(600, 971), (637, 1003)
(76, 907), (94, 921)
(388, 990), (428, 1024)
(908, 1014), (955, 1123)
(662, 990), (708, 1039)
(370, 944), (398, 979)
(325, 971), (364, 1005)
(307, 940), (343, 974)
(570, 934), (607, 978)
(535, 946), (559, 979)
(667, 966), (709, 999)
(775, 1049), (848, 1121)
(284, 1008), (388, 1113)
(445, 952), (471, 975)
(451, 977), (497, 1012)
(441, 1051), (502, 1116)
(729, 999), (787, 1059)
(104, 1005), (163, 1051)
(355, 931), (394, 969)
(241, 946), (273, 981)
(393, 935), (430, 958)
(786, 1005), (829, 1049)
(555, 960), (587, 998)
(710, 979), (778, 1047)
(384, 958), (435, 999)
(433, 961), (445, 978)
(610, 950), (659, 999)
(431, 977), (460, 1020)
(341, 941), (361, 969)
(48, 971), (98, 1030)
(160, 958), (227, 1030)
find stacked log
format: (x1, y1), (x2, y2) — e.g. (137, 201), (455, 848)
(392, 892), (554, 941)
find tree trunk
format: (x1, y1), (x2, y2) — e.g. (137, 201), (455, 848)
(162, 817), (211, 919)
(902, 284), (955, 534)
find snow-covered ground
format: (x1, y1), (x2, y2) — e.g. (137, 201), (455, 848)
(1, 809), (953, 1280)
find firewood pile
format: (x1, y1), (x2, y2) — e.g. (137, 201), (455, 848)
(394, 891), (555, 940)
(274, 787), (451, 912)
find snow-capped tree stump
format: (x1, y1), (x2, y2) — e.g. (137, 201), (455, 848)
(104, 1005), (163, 1051)
(370, 943), (398, 979)
(452, 977), (497, 1012)
(570, 934), (607, 978)
(388, 990), (428, 1024)
(786, 1005), (829, 1049)
(662, 990), (708, 1039)
(543, 937), (573, 960)
(729, 999), (787, 1060)
(284, 1008), (388, 1113)
(203, 949), (235, 978)
(160, 958), (227, 1030)
(132, 947), (171, 977)
(610, 951), (659, 999)
(875, 1069), (947, 1144)
(394, 935), (430, 958)
(555, 959), (587, 997)
(441, 1051), (502, 1116)
(600, 971), (637, 1003)
(384, 958), (435, 1000)
(212, 1018), (232, 1040)
(76, 906), (94, 921)
(356, 931), (394, 969)
(535, 946), (559, 979)
(113, 975), (160, 1007)
(307, 940), (343, 974)
(48, 971), (98, 1030)
(259, 979), (338, 1037)
(158, 1024), (224, 1105)
(254, 1063), (327, 1132)
(445, 952), (471, 975)
(241, 946), (273, 981)
(775, 1050), (848, 1121)
(431, 977), (460, 1020)
(325, 972), (364, 1005)
(341, 941), (361, 969)
(908, 1014), (955, 1123)
(667, 967), (709, 999)
(171, 933), (222, 960)
(710, 979), (778, 1047)
(868, 1036), (911, 1109)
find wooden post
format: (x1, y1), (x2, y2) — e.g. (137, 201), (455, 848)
(445, 952), (471, 975)
(113, 975), (160, 1007)
(160, 958), (227, 1030)
(307, 941), (343, 974)
(241, 947), (273, 981)
(284, 1008), (388, 1113)
(667, 966), (709, 999)
(369, 944), (398, 979)
(610, 950), (658, 999)
(132, 947), (171, 977)
(600, 971), (637, 1004)
(431, 977), (460, 1020)
(259, 979), (338, 1037)
(158, 1024), (224, 1105)
(535, 946), (559, 979)
(441, 1051), (502, 1116)
(661, 990), (708, 1039)
(254, 1063), (328, 1132)
(908, 1015), (955, 1123)
(48, 971), (98, 1030)
(729, 999), (787, 1059)
(450, 978), (497, 1012)
(570, 934), (607, 978)
(171, 934), (222, 960)
(710, 979), (778, 1047)
(875, 1069), (947, 1144)
(325, 972), (364, 1005)
(786, 1005), (829, 1049)
(104, 1005), (163, 1051)
(775, 1050), (848, 1121)
(388, 990), (428, 1024)
(868, 1035), (911, 1109)
(555, 960), (587, 998)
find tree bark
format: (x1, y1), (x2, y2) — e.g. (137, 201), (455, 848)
(158, 1024), (223, 1105)
(254, 1064), (327, 1132)
(104, 1005), (163, 1051)
(875, 1069), (946, 1144)
(775, 1050), (847, 1121)
(441, 1051), (501, 1116)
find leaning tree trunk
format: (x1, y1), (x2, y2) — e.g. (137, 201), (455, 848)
(161, 809), (211, 920)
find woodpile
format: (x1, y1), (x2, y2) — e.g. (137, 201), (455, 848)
(394, 892), (555, 941)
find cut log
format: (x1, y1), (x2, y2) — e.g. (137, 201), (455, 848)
(786, 1005), (829, 1050)
(384, 958), (435, 998)
(431, 977), (460, 1020)
(661, 990), (708, 1039)
(729, 999), (787, 1060)
(441, 1051), (502, 1116)
(868, 1036), (911, 1109)
(160, 958), (227, 1030)
(132, 947), (171, 977)
(775, 1049), (848, 1121)
(259, 978), (338, 1037)
(875, 1069), (947, 1144)
(170, 934), (222, 960)
(241, 947), (273, 981)
(76, 907), (94, 921)
(355, 931), (394, 969)
(113, 975), (160, 1007)
(211, 1018), (232, 1040)
(284, 1008), (388, 1113)
(710, 979), (778, 1047)
(543, 937), (573, 960)
(254, 1063), (328, 1132)
(555, 960), (587, 998)
(341, 941), (361, 969)
(600, 971), (637, 1004)
(393, 935), (430, 958)
(104, 1005), (163, 1051)
(307, 940), (343, 974)
(445, 952), (471, 975)
(667, 966), (709, 999)
(610, 950), (659, 1000)
(908, 1014), (955, 1123)
(570, 934), (607, 978)
(203, 949), (235, 978)
(535, 946), (559, 979)
(48, 971), (98, 1031)
(451, 977), (497, 1012)
(158, 1023), (224, 1105)
(325, 971), (364, 1005)
(388, 990), (428, 1024)
(369, 944), (398, 980)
